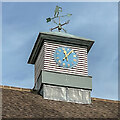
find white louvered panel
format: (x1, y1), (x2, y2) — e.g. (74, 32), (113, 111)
(43, 41), (88, 76)
(45, 42), (53, 70)
(77, 66), (87, 70)
(77, 68), (84, 71)
(35, 51), (44, 71)
(44, 54), (51, 57)
(44, 61), (50, 65)
(35, 44), (44, 83)
(36, 59), (44, 75)
(44, 48), (51, 51)
(55, 65), (65, 71)
(78, 49), (86, 52)
(68, 70), (76, 73)
(77, 70), (85, 72)
(83, 74), (88, 76)
(48, 65), (56, 68)
(79, 54), (87, 57)
(79, 48), (86, 50)
(77, 66), (85, 69)
(50, 64), (57, 67)
(79, 47), (87, 75)
(44, 65), (48, 70)
(76, 70), (84, 73)
(79, 59), (86, 62)
(57, 70), (68, 74)
(68, 70), (77, 73)
(85, 63), (88, 67)
(48, 68), (57, 71)
(78, 58), (85, 64)
(44, 56), (51, 60)
(84, 71), (88, 74)
(45, 51), (52, 53)
(44, 62), (50, 66)
(79, 52), (86, 54)
(78, 55), (86, 58)
(78, 56), (86, 58)
(35, 60), (44, 83)
(44, 57), (49, 61)
(78, 60), (85, 63)
(44, 58), (51, 62)
(45, 53), (52, 56)
(46, 69), (68, 74)
(43, 60), (49, 64)
(45, 50), (51, 52)
(45, 41), (86, 73)
(35, 56), (44, 76)
(78, 46), (88, 75)
(49, 61), (56, 63)
(84, 73), (88, 76)
(44, 51), (52, 54)
(44, 64), (49, 67)
(78, 62), (86, 64)
(50, 58), (56, 61)
(48, 61), (56, 63)
(48, 43), (56, 71)
(35, 59), (44, 79)
(78, 60), (86, 63)
(83, 48), (88, 75)
(44, 45), (50, 57)
(78, 63), (87, 65)
(48, 66), (57, 69)
(44, 61), (50, 69)
(75, 72), (84, 75)
(79, 58), (86, 60)
(78, 54), (87, 57)
(45, 54), (51, 57)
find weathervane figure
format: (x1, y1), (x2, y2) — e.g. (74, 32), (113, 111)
(54, 5), (62, 17)
(46, 5), (72, 33)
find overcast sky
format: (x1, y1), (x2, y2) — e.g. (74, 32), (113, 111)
(2, 2), (118, 100)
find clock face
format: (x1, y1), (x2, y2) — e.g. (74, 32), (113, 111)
(54, 47), (78, 68)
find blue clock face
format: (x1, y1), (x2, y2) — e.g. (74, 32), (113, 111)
(54, 47), (78, 68)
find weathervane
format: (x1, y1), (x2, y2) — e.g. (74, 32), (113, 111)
(46, 5), (72, 33)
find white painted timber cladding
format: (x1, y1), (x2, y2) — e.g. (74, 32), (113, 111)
(35, 40), (88, 83)
(44, 40), (88, 76)
(35, 44), (44, 84)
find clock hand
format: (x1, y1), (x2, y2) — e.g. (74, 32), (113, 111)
(63, 50), (68, 61)
(66, 50), (73, 57)
(63, 50), (73, 62)
(63, 50), (73, 61)
(64, 50), (67, 56)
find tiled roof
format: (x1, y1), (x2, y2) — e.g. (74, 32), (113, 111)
(1, 86), (119, 119)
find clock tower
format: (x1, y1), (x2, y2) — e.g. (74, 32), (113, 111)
(28, 32), (94, 104)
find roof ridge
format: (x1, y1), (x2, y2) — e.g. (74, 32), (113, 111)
(0, 85), (31, 92)
(92, 97), (119, 103)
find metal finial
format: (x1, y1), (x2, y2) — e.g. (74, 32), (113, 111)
(46, 6), (72, 33)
